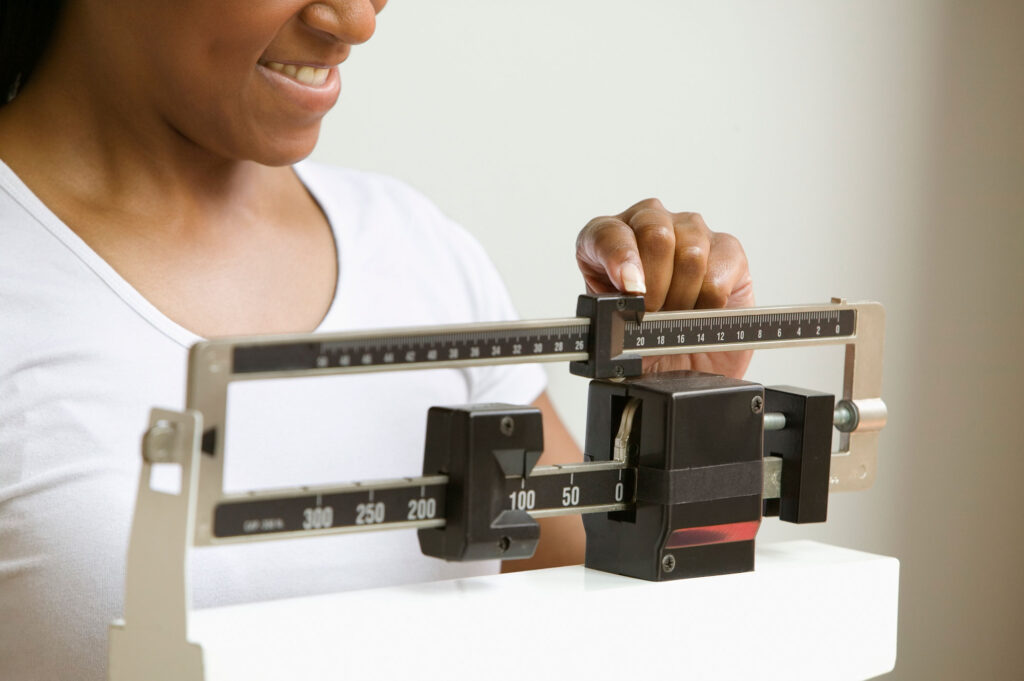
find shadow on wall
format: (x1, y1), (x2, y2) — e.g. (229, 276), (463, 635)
(894, 1), (1024, 679)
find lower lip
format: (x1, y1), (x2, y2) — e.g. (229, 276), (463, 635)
(256, 63), (341, 115)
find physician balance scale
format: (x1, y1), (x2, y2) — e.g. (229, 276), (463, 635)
(109, 295), (897, 681)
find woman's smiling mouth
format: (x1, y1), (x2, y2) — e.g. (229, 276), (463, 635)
(256, 58), (341, 116)
(259, 60), (331, 87)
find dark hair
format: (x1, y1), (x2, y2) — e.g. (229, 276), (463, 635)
(1, 0), (65, 105)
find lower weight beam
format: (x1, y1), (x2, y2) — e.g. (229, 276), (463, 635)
(211, 373), (860, 586)
(210, 397), (849, 546)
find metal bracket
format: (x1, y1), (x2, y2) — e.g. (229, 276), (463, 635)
(109, 408), (206, 681)
(569, 294), (645, 379)
(830, 300), (886, 492)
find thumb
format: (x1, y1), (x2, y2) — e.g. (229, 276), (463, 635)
(576, 217), (647, 294)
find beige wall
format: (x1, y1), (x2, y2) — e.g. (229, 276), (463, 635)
(314, 1), (1024, 677)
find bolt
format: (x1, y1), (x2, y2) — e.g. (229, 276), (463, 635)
(616, 298), (626, 310)
(751, 395), (764, 414)
(500, 416), (515, 437)
(204, 348), (223, 374)
(662, 554), (676, 573)
(614, 365), (625, 378)
(833, 401), (858, 432)
(143, 422), (176, 463)
(498, 536), (511, 553)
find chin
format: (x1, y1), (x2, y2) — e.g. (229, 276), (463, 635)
(248, 127), (322, 167)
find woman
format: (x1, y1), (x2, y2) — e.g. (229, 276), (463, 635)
(0, 2), (754, 679)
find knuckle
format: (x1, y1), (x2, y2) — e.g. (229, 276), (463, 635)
(714, 231), (744, 252)
(676, 244), (708, 273)
(714, 230), (738, 245)
(629, 197), (666, 214)
(589, 229), (638, 262)
(712, 232), (750, 267)
(629, 207), (668, 227)
(640, 235), (675, 262)
(677, 211), (710, 233)
(632, 219), (674, 249)
(700, 280), (731, 308)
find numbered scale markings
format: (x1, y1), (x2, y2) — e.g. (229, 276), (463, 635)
(229, 308), (856, 376)
(504, 464), (635, 517)
(213, 464), (637, 539)
(232, 323), (589, 375)
(628, 309), (854, 351)
(214, 479), (449, 538)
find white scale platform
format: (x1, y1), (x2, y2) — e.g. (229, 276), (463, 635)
(185, 541), (898, 681)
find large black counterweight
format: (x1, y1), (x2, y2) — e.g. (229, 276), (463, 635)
(583, 371), (766, 580)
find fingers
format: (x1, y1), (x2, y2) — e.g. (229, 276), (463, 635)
(626, 205), (676, 311)
(575, 217), (644, 294)
(662, 213), (712, 311)
(695, 232), (753, 309)
(577, 202), (753, 316)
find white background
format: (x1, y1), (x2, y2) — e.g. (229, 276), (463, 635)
(312, 1), (1024, 678)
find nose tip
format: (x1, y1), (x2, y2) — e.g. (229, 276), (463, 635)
(301, 1), (377, 45)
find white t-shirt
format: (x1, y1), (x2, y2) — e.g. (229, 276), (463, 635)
(0, 160), (547, 681)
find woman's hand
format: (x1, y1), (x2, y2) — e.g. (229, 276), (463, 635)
(576, 198), (754, 379)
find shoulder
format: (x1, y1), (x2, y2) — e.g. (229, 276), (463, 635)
(296, 160), (495, 290)
(295, 162), (522, 329)
(0, 161), (99, 282)
(295, 161), (438, 214)
(294, 161), (482, 255)
(0, 168), (52, 257)
(0, 168), (87, 326)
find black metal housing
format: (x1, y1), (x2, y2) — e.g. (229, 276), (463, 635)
(583, 371), (765, 581)
(417, 404), (543, 561)
(569, 294), (645, 379)
(761, 386), (834, 523)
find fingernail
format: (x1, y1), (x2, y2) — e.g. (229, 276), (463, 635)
(620, 263), (646, 294)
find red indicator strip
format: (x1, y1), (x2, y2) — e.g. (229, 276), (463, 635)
(664, 520), (761, 549)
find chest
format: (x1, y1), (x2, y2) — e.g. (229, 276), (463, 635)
(70, 190), (338, 338)
(127, 216), (338, 337)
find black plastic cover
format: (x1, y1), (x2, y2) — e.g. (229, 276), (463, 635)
(762, 386), (834, 523)
(583, 371), (764, 581)
(569, 294), (645, 379)
(417, 404), (542, 561)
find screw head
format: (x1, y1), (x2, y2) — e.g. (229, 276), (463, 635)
(498, 536), (511, 552)
(500, 416), (515, 437)
(751, 395), (764, 414)
(662, 554), (676, 573)
(614, 365), (625, 377)
(143, 422), (177, 463)
(616, 298), (626, 310)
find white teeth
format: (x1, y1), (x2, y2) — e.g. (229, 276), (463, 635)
(262, 61), (329, 87)
(310, 68), (328, 86)
(296, 66), (315, 84)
